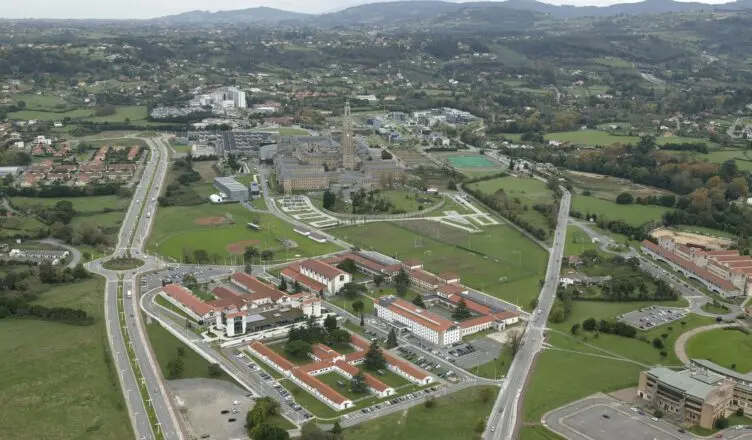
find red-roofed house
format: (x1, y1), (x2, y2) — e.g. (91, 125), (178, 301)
(230, 272), (287, 304)
(299, 259), (351, 295)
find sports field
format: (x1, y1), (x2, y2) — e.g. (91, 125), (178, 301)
(331, 221), (547, 307)
(686, 328), (752, 373)
(446, 155), (497, 168)
(146, 204), (340, 263)
(572, 195), (670, 226)
(0, 278), (132, 440)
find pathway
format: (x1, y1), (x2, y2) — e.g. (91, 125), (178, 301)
(37, 238), (82, 269)
(674, 322), (740, 364)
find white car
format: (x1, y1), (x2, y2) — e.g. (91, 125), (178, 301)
(651, 417), (658, 422)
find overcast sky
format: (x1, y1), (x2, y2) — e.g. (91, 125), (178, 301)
(0, 0), (736, 19)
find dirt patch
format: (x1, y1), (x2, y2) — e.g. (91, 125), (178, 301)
(195, 216), (227, 226)
(226, 240), (261, 254)
(650, 227), (735, 250)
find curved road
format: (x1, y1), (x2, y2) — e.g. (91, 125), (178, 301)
(674, 322), (740, 364)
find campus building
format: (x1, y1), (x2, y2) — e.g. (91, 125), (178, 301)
(638, 366), (733, 429)
(159, 272), (323, 338)
(641, 237), (750, 297)
(280, 258), (351, 296)
(213, 176), (249, 201)
(689, 359), (752, 416)
(248, 333), (429, 411)
(376, 296), (462, 346)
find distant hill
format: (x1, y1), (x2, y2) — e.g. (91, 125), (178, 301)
(152, 6), (311, 25)
(151, 0), (752, 26)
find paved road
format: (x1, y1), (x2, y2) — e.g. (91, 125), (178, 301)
(87, 135), (184, 440)
(486, 187), (571, 440)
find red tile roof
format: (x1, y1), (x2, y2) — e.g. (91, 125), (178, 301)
(402, 259), (422, 268)
(333, 360), (360, 377)
(438, 272), (460, 282)
(492, 310), (520, 322)
(311, 343), (342, 362)
(642, 241), (739, 292)
(445, 294), (493, 315)
(699, 250), (740, 257)
(281, 265), (327, 292)
(437, 284), (467, 296)
(163, 284), (214, 317)
(249, 341), (295, 372)
(383, 351), (430, 381)
(350, 334), (371, 351)
(231, 272), (286, 302)
(292, 368), (349, 405)
(363, 373), (391, 392)
(301, 259), (347, 280)
(213, 286), (240, 299)
(408, 269), (442, 287)
(458, 314), (494, 329)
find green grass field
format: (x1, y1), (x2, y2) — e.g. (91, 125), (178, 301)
(8, 105), (148, 124)
(467, 176), (555, 233)
(146, 204), (340, 263)
(520, 426), (567, 440)
(144, 320), (231, 382)
(546, 130), (717, 149)
(564, 224), (598, 256)
(250, 127), (310, 136)
(685, 328), (752, 373)
(446, 155), (497, 168)
(11, 195), (128, 214)
(70, 211), (125, 230)
(572, 195), (670, 226)
(316, 372), (366, 401)
(327, 294), (376, 315)
(331, 221), (547, 307)
(345, 386), (498, 440)
(0, 278), (132, 440)
(380, 190), (442, 212)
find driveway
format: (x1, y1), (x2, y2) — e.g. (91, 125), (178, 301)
(37, 238), (82, 269)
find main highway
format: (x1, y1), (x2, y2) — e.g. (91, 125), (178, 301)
(486, 187), (571, 440)
(87, 135), (183, 440)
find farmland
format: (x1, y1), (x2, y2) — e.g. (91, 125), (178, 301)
(0, 278), (132, 440)
(330, 220), (547, 307)
(146, 203), (341, 263)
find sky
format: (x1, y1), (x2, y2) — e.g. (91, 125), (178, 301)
(0, 0), (737, 19)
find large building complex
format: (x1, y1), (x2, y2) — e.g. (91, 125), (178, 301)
(642, 237), (751, 297)
(248, 333), (432, 411)
(286, 251), (520, 346)
(638, 366), (733, 429)
(213, 176), (250, 201)
(160, 272), (323, 338)
(689, 359), (752, 417)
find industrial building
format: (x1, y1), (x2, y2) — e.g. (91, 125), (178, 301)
(213, 176), (249, 201)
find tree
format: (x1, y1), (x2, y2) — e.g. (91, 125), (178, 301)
(337, 258), (357, 274)
(252, 424), (290, 440)
(279, 278), (288, 291)
(571, 323), (580, 335)
(386, 328), (398, 348)
(260, 250), (274, 262)
(654, 409), (663, 419)
(323, 190), (337, 210)
(424, 396), (436, 408)
(286, 340), (312, 360)
(736, 407), (744, 417)
(166, 356), (184, 379)
(292, 280), (301, 293)
(412, 294), (426, 308)
(715, 417), (729, 430)
(615, 192), (634, 205)
(364, 341), (387, 370)
(208, 363), (222, 377)
(360, 314), (365, 327)
(480, 387), (494, 403)
(447, 180), (457, 190)
(474, 418), (486, 434)
(300, 422), (330, 440)
(340, 282), (365, 300)
(324, 314), (338, 332)
(350, 373), (368, 394)
(652, 337), (664, 349)
(352, 299), (364, 315)
(394, 268), (410, 296)
(330, 420), (343, 436)
(373, 275), (384, 287)
(582, 318), (597, 331)
(508, 329), (523, 355)
(452, 299), (472, 321)
(243, 246), (259, 263)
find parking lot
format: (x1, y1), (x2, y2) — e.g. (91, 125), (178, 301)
(394, 345), (461, 382)
(139, 266), (235, 291)
(545, 395), (752, 440)
(618, 306), (687, 330)
(402, 332), (503, 371)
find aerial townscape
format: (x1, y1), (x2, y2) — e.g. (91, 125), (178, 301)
(9, 0), (752, 440)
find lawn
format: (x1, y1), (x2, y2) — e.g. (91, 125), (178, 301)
(520, 426), (567, 440)
(144, 319), (230, 381)
(445, 155), (497, 168)
(685, 328), (752, 373)
(327, 294), (376, 315)
(0, 278), (132, 440)
(564, 224), (598, 257)
(8, 105), (148, 124)
(471, 344), (514, 379)
(70, 211), (125, 230)
(146, 204), (341, 263)
(316, 372), (367, 401)
(571, 195), (670, 226)
(545, 130), (718, 149)
(14, 93), (71, 110)
(523, 345), (644, 423)
(11, 195), (128, 214)
(467, 176), (556, 234)
(373, 369), (411, 388)
(250, 127), (310, 136)
(331, 221), (547, 308)
(345, 386), (498, 440)
(381, 190), (442, 212)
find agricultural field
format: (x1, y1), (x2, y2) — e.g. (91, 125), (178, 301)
(0, 278), (132, 440)
(571, 195), (670, 226)
(11, 195), (128, 214)
(7, 105), (149, 124)
(685, 328), (752, 373)
(345, 386), (497, 440)
(146, 203), (340, 263)
(330, 221), (547, 307)
(467, 176), (556, 233)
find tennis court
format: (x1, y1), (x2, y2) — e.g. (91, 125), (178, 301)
(446, 155), (497, 168)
